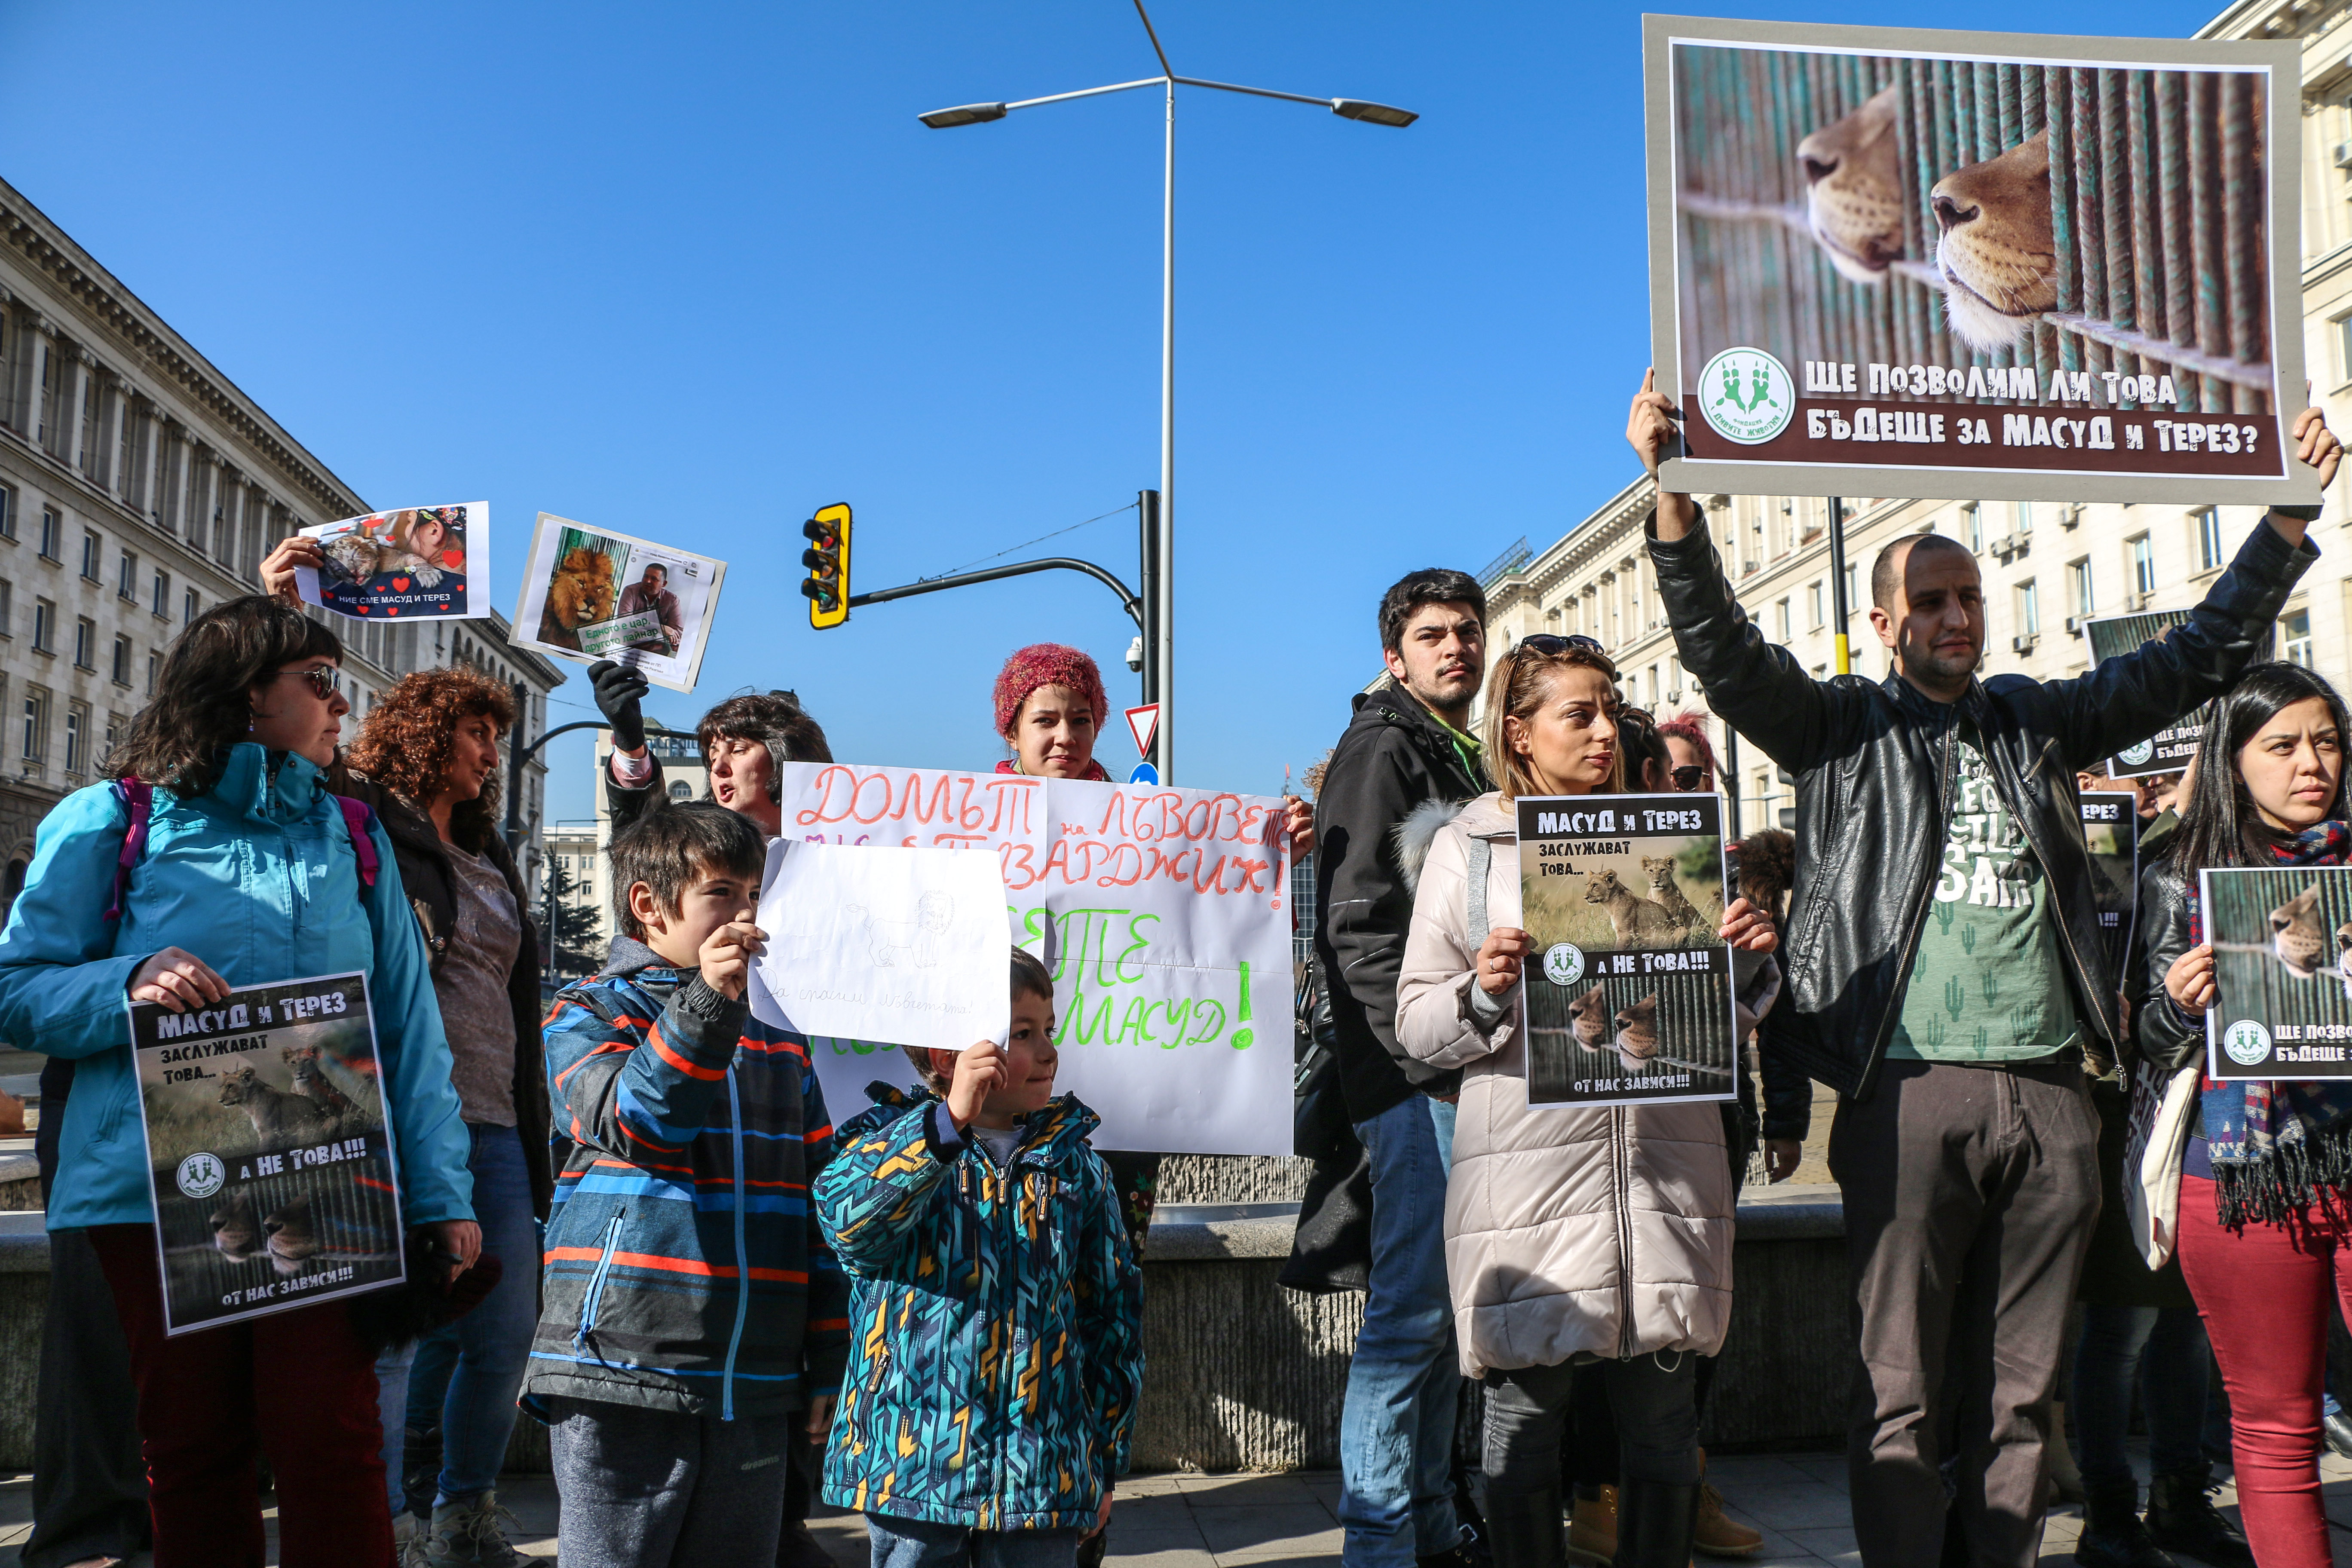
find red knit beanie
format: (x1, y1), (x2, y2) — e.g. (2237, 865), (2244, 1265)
(993, 643), (1108, 738)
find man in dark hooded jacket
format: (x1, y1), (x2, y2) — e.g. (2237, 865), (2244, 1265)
(1314, 568), (1490, 1568)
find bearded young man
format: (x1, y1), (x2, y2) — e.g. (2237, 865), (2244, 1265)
(1314, 569), (1491, 1568)
(1625, 369), (2342, 1568)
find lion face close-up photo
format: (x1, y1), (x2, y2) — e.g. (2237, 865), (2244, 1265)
(1931, 129), (2058, 352)
(1797, 86), (1905, 285)
(539, 546), (619, 650)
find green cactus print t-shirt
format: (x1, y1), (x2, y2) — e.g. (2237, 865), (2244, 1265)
(1887, 721), (2085, 1063)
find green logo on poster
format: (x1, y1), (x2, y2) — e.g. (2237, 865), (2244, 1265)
(2222, 1019), (2272, 1068)
(2119, 739), (2156, 767)
(175, 1152), (226, 1199)
(1543, 943), (1586, 987)
(1700, 348), (1794, 445)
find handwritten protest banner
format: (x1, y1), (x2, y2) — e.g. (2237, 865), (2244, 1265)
(770, 762), (1293, 1155)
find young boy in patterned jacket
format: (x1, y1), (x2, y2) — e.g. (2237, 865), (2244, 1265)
(815, 946), (1145, 1568)
(525, 802), (849, 1568)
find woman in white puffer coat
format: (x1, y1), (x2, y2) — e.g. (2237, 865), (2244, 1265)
(1396, 636), (1778, 1568)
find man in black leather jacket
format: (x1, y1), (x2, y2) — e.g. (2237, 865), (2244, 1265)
(1627, 370), (2340, 1568)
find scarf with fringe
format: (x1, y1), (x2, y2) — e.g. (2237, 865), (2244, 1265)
(2193, 819), (2352, 1226)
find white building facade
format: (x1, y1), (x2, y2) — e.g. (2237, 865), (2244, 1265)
(0, 176), (565, 901)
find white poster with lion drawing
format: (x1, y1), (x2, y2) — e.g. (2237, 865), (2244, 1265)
(1642, 17), (2311, 509)
(753, 843), (1013, 1056)
(511, 512), (726, 692)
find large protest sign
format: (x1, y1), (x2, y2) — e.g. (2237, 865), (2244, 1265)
(1517, 793), (1737, 1109)
(130, 973), (405, 1335)
(513, 513), (726, 692)
(1644, 16), (2311, 508)
(2085, 609), (2272, 778)
(295, 504), (486, 623)
(769, 762), (1292, 1155)
(2202, 867), (2352, 1081)
(754, 843), (1013, 1055)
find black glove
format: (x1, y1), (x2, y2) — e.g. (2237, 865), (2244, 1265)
(587, 660), (649, 753)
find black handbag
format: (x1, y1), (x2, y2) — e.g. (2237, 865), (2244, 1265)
(1278, 958), (1374, 1295)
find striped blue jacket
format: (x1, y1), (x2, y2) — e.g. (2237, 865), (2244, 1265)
(523, 938), (848, 1421)
(817, 1083), (1143, 1530)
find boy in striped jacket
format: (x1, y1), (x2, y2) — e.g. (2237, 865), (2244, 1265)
(524, 802), (848, 1568)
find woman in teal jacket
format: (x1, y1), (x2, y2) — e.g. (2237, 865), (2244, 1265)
(0, 596), (475, 1568)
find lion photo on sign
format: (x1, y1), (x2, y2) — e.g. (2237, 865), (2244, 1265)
(536, 545), (619, 652)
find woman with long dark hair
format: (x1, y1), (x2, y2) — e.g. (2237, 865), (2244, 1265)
(0, 596), (475, 1568)
(2136, 661), (2352, 1568)
(342, 666), (549, 1565)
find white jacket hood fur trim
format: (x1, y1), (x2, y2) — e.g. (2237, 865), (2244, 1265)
(1393, 797), (1467, 898)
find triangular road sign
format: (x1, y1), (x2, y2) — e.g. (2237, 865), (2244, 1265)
(1125, 704), (1161, 758)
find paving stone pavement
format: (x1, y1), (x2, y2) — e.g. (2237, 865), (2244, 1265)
(2, 1445), (2347, 1566)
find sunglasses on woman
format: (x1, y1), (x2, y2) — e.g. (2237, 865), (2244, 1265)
(277, 665), (340, 702)
(1669, 765), (1709, 791)
(1517, 634), (1607, 657)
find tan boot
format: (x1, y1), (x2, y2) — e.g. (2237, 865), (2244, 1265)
(1693, 1451), (1763, 1559)
(2047, 1402), (2087, 1505)
(1567, 1485), (1617, 1567)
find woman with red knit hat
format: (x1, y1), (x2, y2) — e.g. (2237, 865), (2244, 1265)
(993, 642), (1115, 781)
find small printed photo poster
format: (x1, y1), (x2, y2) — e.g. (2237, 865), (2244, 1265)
(1517, 793), (1737, 1109)
(2200, 866), (2352, 1081)
(2087, 611), (2271, 779)
(513, 513), (726, 693)
(295, 503), (485, 623)
(130, 972), (405, 1335)
(2079, 792), (2141, 986)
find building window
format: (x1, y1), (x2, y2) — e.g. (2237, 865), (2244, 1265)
(78, 529), (100, 581)
(110, 634), (131, 686)
(151, 569), (169, 619)
(1963, 504), (1983, 553)
(117, 549), (137, 600)
(32, 599), (55, 655)
(2196, 508), (2223, 573)
(0, 485), (13, 542)
(1773, 598), (1790, 641)
(2285, 609), (2315, 668)
(37, 508), (60, 562)
(2016, 580), (2039, 637)
(146, 651), (158, 698)
(2017, 502), (2034, 536)
(2070, 558), (2094, 619)
(2130, 534), (2155, 597)
(64, 704), (86, 776)
(1843, 563), (1859, 612)
(72, 617), (94, 671)
(2339, 313), (2352, 384)
(1808, 581), (1825, 630)
(0, 579), (13, 639)
(182, 588), (199, 628)
(21, 691), (46, 763)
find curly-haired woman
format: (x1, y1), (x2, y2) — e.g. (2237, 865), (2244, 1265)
(0, 595), (475, 1568)
(340, 666), (550, 1566)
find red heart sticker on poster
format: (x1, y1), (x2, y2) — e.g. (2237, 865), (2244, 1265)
(392, 578), (409, 591)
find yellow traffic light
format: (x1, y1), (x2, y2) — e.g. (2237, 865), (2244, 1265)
(801, 504), (851, 629)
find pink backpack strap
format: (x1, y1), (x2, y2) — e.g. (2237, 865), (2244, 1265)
(107, 778), (154, 922)
(332, 795), (380, 890)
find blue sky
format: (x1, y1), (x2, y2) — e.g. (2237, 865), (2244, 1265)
(1, 0), (2216, 821)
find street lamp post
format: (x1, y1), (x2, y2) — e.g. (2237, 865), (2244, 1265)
(919, 0), (1414, 784)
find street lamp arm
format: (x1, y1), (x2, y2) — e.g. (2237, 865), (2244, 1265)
(502, 715), (700, 852)
(1001, 77), (1168, 113)
(1167, 76), (1333, 110)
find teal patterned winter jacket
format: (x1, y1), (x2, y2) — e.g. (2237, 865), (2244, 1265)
(815, 1083), (1144, 1530)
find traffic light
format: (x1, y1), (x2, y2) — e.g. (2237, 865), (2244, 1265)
(801, 504), (851, 629)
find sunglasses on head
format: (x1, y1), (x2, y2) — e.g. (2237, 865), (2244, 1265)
(1517, 634), (1606, 657)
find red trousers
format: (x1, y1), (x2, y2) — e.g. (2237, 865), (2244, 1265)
(89, 1223), (392, 1568)
(2175, 1174), (2350, 1568)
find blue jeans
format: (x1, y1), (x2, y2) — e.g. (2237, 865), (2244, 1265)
(2071, 1304), (2209, 1491)
(376, 1124), (540, 1513)
(866, 1513), (1084, 1568)
(1340, 1096), (1460, 1568)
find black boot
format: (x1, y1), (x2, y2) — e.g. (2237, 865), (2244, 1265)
(1614, 1482), (1699, 1568)
(1482, 1485), (1566, 1568)
(2145, 1465), (2254, 1568)
(2073, 1480), (2177, 1568)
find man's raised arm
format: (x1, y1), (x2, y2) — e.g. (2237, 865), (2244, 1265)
(1627, 370), (1838, 773)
